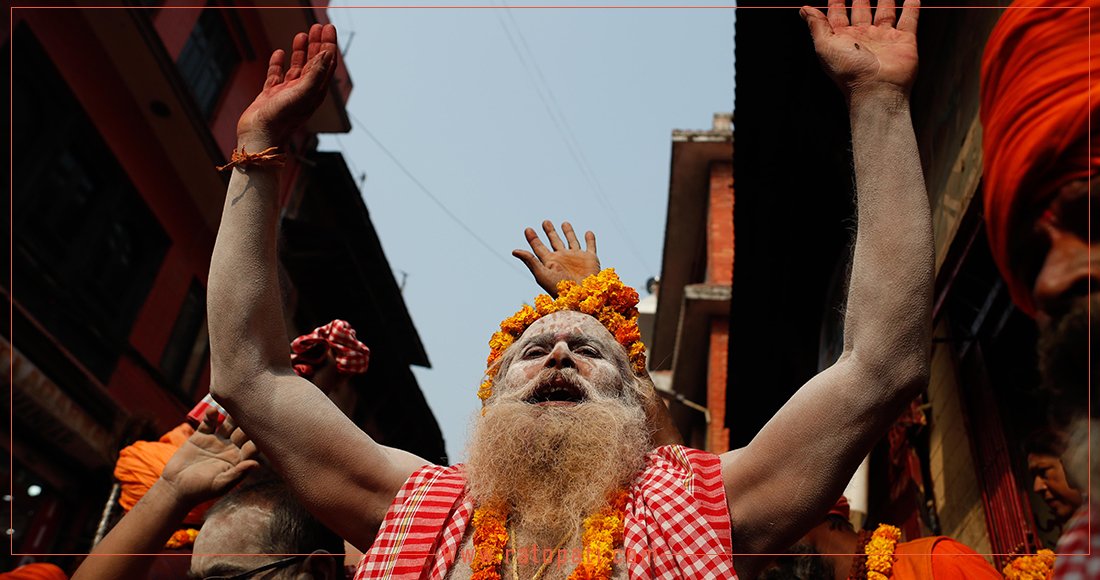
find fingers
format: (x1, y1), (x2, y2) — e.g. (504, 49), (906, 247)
(541, 220), (565, 251)
(522, 227), (551, 260)
(800, 6), (832, 40)
(284, 32), (309, 82)
(851, 0), (872, 25)
(896, 0), (919, 33)
(197, 408), (220, 434)
(230, 426), (251, 450)
(264, 49), (285, 90)
(873, 0), (897, 27)
(827, 0), (849, 29)
(561, 222), (582, 250)
(306, 23), (322, 63)
(240, 440), (259, 462)
(512, 249), (543, 276)
(584, 230), (597, 255)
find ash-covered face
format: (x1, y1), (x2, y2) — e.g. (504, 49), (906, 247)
(490, 310), (639, 408)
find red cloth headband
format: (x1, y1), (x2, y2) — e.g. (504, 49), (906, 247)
(290, 319), (371, 378)
(980, 0), (1099, 316)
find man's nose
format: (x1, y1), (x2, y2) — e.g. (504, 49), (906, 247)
(1033, 476), (1046, 494)
(1032, 229), (1096, 319)
(544, 342), (576, 369)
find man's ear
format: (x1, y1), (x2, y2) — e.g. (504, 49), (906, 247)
(296, 550), (343, 579)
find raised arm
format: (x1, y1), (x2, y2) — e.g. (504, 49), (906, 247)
(206, 24), (426, 551)
(72, 411), (258, 580)
(720, 0), (932, 572)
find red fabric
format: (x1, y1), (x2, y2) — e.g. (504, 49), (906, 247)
(355, 445), (736, 579)
(893, 536), (1002, 579)
(113, 423), (213, 525)
(291, 319), (370, 378)
(980, 0), (1099, 316)
(0, 563), (67, 580)
(1053, 501), (1098, 579)
(829, 496), (851, 520)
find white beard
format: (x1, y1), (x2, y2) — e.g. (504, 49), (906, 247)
(465, 397), (650, 542)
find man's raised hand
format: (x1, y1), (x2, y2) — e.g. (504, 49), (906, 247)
(800, 0), (919, 100)
(236, 23), (338, 150)
(158, 409), (259, 506)
(513, 220), (601, 297)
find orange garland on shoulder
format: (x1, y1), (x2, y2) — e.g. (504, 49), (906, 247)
(216, 146), (286, 172)
(479, 269), (645, 403)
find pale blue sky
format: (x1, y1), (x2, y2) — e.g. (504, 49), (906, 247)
(317, 2), (735, 462)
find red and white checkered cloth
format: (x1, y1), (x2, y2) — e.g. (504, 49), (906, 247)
(291, 319), (370, 378)
(1054, 501), (1098, 580)
(354, 445), (736, 579)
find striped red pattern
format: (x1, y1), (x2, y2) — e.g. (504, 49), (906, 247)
(355, 445), (736, 579)
(1054, 502), (1098, 580)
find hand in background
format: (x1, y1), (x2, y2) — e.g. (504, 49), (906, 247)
(159, 409), (259, 507)
(513, 220), (601, 297)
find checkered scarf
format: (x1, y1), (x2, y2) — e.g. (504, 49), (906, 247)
(1053, 502), (1099, 580)
(355, 445), (736, 579)
(290, 319), (371, 378)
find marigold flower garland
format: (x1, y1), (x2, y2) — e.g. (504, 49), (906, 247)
(480, 269), (645, 402)
(470, 490), (629, 580)
(1001, 548), (1055, 580)
(850, 524), (900, 580)
(165, 528), (199, 549)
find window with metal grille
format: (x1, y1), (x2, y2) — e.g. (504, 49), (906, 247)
(176, 8), (241, 119)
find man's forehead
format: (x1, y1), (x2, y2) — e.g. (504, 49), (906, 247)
(519, 311), (612, 340)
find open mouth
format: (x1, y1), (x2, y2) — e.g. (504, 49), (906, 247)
(525, 377), (587, 406)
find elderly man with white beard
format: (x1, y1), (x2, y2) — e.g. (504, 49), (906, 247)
(206, 1), (931, 577)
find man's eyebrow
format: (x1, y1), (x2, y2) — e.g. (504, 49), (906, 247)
(194, 562), (249, 578)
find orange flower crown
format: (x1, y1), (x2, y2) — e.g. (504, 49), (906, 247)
(478, 269), (646, 403)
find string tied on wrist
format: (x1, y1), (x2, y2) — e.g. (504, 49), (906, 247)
(217, 146), (286, 172)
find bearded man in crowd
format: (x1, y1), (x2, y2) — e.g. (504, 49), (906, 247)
(206, 0), (933, 577)
(980, 1), (1097, 577)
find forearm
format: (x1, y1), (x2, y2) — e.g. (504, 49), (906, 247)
(207, 153), (292, 400)
(72, 481), (191, 580)
(842, 88), (933, 387)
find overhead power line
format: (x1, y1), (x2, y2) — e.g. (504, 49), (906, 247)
(346, 111), (526, 278)
(492, 1), (654, 273)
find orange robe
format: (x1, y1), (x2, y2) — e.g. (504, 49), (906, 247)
(892, 536), (1002, 579)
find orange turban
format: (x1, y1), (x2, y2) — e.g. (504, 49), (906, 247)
(0, 563), (67, 580)
(980, 0), (1099, 316)
(113, 423), (213, 525)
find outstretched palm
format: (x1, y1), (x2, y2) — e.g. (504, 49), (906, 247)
(802, 0), (919, 98)
(513, 221), (601, 296)
(237, 24), (338, 148)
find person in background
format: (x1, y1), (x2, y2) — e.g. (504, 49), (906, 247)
(980, 1), (1098, 577)
(760, 497), (1001, 580)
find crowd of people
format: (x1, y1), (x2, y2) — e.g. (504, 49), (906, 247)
(4, 0), (1093, 578)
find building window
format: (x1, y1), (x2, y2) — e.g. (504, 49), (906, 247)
(176, 8), (242, 119)
(11, 24), (170, 382)
(160, 280), (209, 397)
